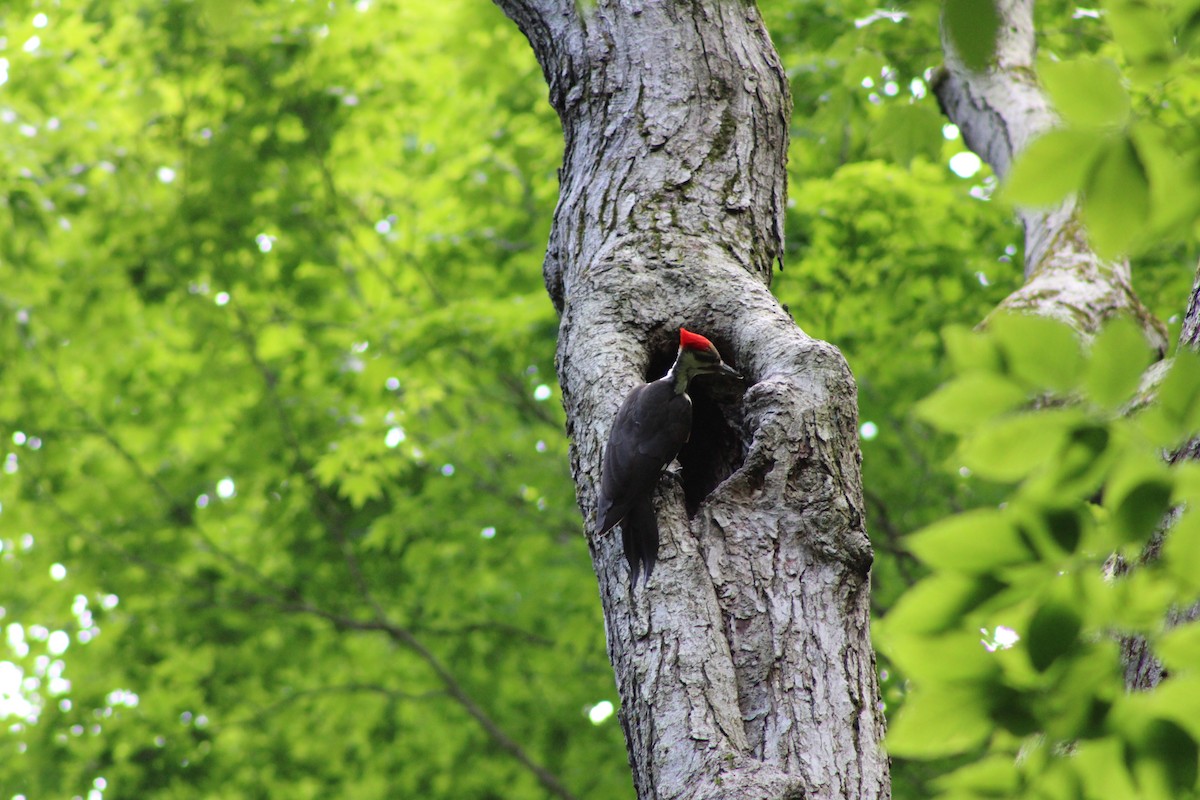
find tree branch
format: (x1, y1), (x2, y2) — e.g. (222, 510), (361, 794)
(268, 598), (582, 800)
(222, 682), (444, 730)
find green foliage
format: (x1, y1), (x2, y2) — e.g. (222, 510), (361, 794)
(944, 0), (1000, 71)
(0, 0), (1195, 798)
(1041, 57), (1132, 129)
(0, 1), (630, 797)
(879, 315), (1200, 799)
(1004, 0), (1200, 258)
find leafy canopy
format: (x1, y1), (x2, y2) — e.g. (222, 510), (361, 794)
(1, 0), (627, 797)
(0, 0), (1197, 798)
(880, 316), (1200, 800)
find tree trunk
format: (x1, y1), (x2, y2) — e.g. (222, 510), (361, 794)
(493, 1), (890, 798)
(934, 0), (1197, 696)
(933, 0), (1166, 351)
(1121, 259), (1200, 691)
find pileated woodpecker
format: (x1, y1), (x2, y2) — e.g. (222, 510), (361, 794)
(596, 328), (740, 586)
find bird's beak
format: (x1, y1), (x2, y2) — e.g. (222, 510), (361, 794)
(718, 362), (741, 380)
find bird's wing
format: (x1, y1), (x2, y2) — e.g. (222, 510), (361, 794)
(596, 381), (691, 534)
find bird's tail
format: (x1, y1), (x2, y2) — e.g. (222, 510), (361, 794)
(621, 493), (659, 588)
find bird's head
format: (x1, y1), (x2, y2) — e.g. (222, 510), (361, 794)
(675, 328), (740, 382)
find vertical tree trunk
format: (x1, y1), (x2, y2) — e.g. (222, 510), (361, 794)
(493, 1), (890, 798)
(1121, 259), (1200, 691)
(933, 0), (1166, 350)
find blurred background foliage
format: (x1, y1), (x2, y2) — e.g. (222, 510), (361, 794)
(0, 0), (1196, 798)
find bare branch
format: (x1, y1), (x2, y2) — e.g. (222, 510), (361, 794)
(269, 598), (582, 800)
(222, 683), (444, 730)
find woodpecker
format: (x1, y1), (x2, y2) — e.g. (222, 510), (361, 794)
(596, 328), (740, 586)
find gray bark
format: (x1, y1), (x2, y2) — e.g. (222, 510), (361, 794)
(493, 1), (889, 798)
(933, 0), (1167, 351)
(1122, 260), (1200, 691)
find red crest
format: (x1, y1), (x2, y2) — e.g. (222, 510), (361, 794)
(679, 328), (715, 351)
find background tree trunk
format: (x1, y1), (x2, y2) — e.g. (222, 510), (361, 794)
(933, 0), (1166, 351)
(935, 0), (1198, 696)
(494, 1), (890, 798)
(1121, 260), (1200, 691)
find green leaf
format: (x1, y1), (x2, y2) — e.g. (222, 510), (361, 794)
(1157, 622), (1200, 675)
(942, 324), (1003, 375)
(907, 509), (1034, 573)
(1034, 652), (1115, 740)
(1109, 569), (1179, 632)
(1107, 0), (1173, 82)
(944, 0), (1000, 71)
(1116, 675), (1200, 742)
(933, 754), (1020, 794)
(341, 471), (384, 508)
(1037, 422), (1115, 499)
(1130, 121), (1200, 237)
(874, 103), (945, 165)
(1082, 135), (1152, 257)
(886, 631), (1000, 683)
(257, 323), (306, 361)
(1106, 463), (1173, 544)
(1177, 0), (1200, 50)
(1075, 738), (1143, 800)
(1084, 317), (1155, 408)
(886, 684), (993, 758)
(1163, 508), (1200, 593)
(1128, 720), (1200, 798)
(988, 313), (1084, 391)
(1014, 504), (1088, 558)
(915, 373), (1029, 434)
(1158, 350), (1200, 440)
(1040, 57), (1131, 129)
(1026, 599), (1081, 672)
(959, 410), (1080, 483)
(1030, 755), (1087, 800)
(879, 574), (1005, 636)
(1175, 464), (1200, 504)
(1003, 128), (1106, 207)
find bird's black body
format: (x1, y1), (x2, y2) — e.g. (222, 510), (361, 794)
(596, 329), (738, 586)
(596, 380), (693, 584)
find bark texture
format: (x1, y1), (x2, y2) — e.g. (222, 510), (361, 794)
(493, 1), (889, 798)
(933, 0), (1166, 351)
(1122, 259), (1200, 691)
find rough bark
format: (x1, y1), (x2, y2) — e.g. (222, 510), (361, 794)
(1121, 259), (1200, 691)
(493, 1), (889, 798)
(932, 0), (1167, 351)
